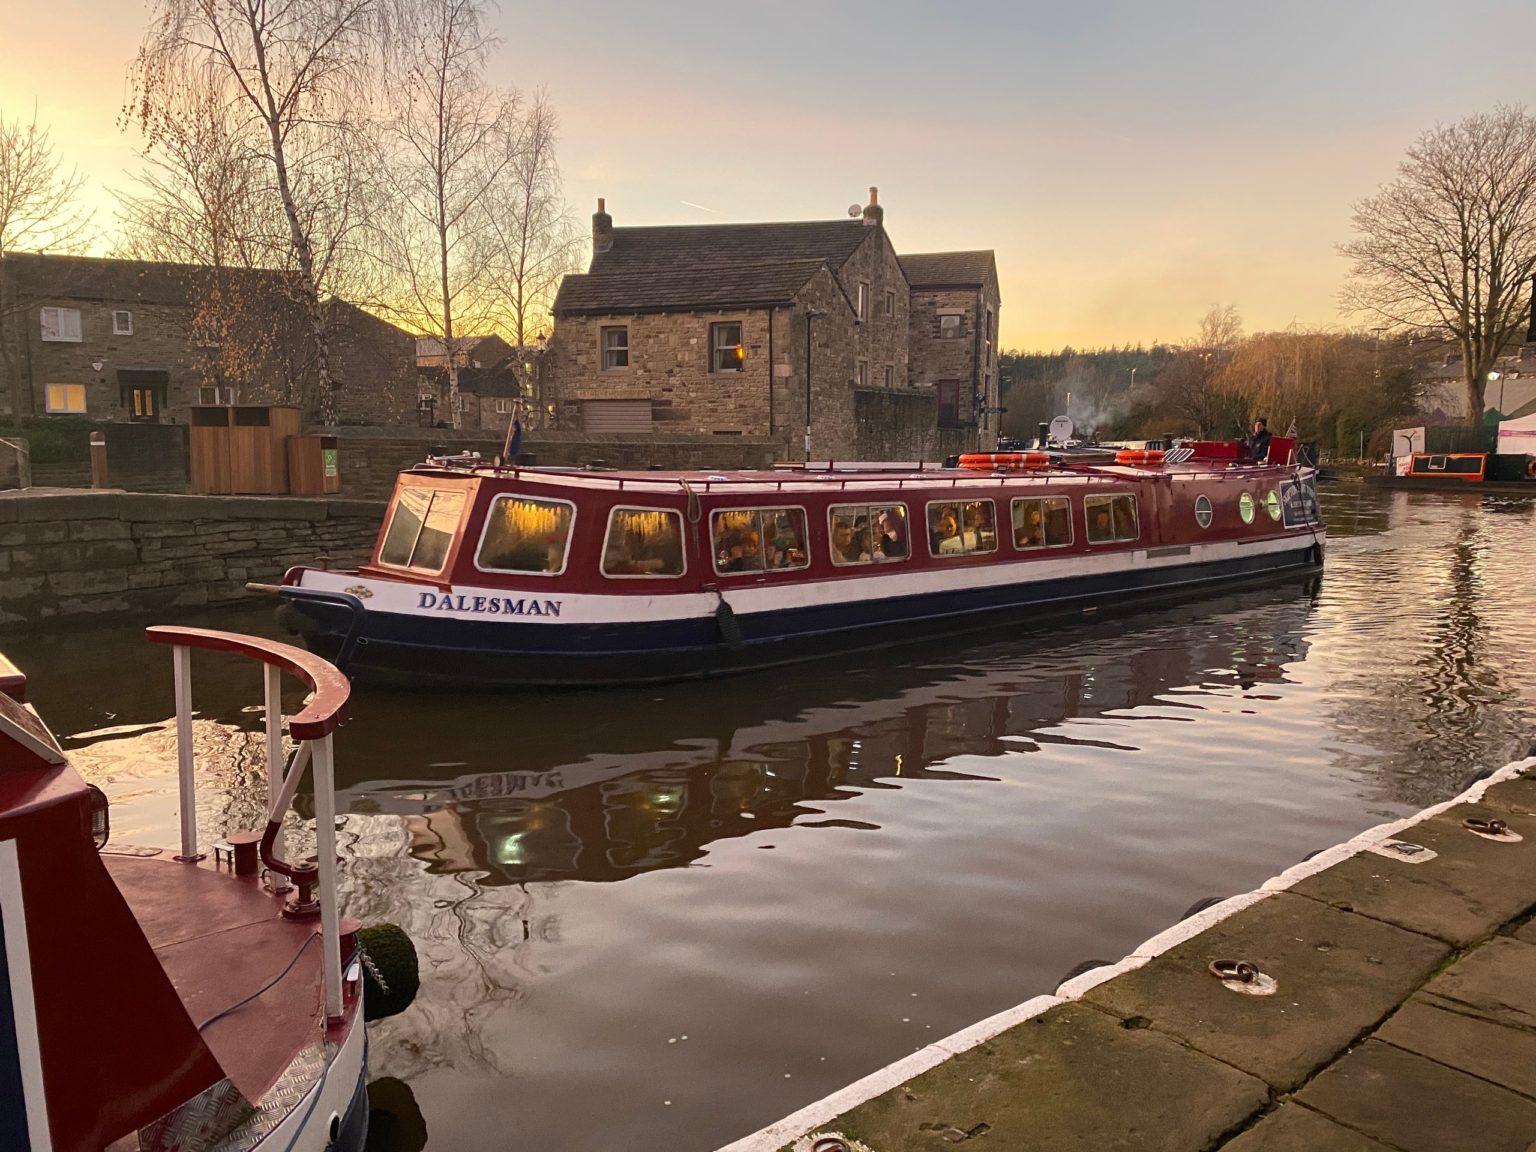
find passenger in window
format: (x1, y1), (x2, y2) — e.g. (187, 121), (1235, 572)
(874, 508), (907, 559)
(935, 512), (964, 554)
(852, 516), (874, 561)
(1044, 505), (1071, 546)
(1112, 498), (1137, 540)
(1016, 504), (1045, 547)
(832, 518), (864, 564)
(1089, 506), (1113, 543)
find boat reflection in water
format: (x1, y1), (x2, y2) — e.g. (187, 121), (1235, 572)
(334, 580), (1312, 889)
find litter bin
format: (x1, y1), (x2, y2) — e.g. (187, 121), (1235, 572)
(287, 434), (341, 495)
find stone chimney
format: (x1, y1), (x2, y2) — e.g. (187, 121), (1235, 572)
(861, 186), (883, 227)
(593, 198), (613, 255)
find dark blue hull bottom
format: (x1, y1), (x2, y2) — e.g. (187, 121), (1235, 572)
(279, 544), (1323, 688)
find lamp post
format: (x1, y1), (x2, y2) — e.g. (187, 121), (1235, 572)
(803, 308), (823, 462)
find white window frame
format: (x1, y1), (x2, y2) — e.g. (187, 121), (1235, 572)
(1010, 496), (1074, 551)
(376, 485), (471, 575)
(857, 360), (868, 388)
(884, 289), (895, 317)
(473, 493), (578, 578)
(710, 321), (744, 373)
(493, 398), (515, 416)
(43, 383), (87, 414)
(600, 326), (629, 371)
(1194, 494), (1214, 529)
(1084, 492), (1141, 545)
(39, 307), (82, 342)
(939, 313), (962, 339)
(198, 385), (237, 405)
(709, 505), (812, 577)
(600, 505), (688, 580)
(883, 364), (894, 389)
(925, 499), (1000, 559)
(112, 310), (133, 336)
(857, 282), (869, 322)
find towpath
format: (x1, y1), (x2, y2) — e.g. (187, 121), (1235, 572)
(722, 754), (1536, 1152)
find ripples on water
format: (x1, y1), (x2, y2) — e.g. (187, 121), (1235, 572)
(9, 488), (1536, 1152)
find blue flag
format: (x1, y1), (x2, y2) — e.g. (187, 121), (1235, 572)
(505, 412), (523, 461)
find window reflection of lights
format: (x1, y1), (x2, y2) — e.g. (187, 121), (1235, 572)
(648, 785), (686, 814)
(496, 832), (528, 866)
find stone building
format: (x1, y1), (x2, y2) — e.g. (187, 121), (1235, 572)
(0, 252), (417, 427)
(546, 190), (1000, 460)
(902, 250), (1003, 444)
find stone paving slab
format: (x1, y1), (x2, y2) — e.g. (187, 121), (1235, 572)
(1080, 892), (1448, 1090)
(1376, 998), (1536, 1099)
(1418, 936), (1536, 1031)
(806, 1003), (1269, 1152)
(1219, 1103), (1393, 1151)
(1288, 807), (1536, 946)
(1296, 1039), (1536, 1152)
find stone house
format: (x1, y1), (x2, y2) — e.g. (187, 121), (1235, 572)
(546, 190), (1000, 460)
(0, 252), (417, 427)
(414, 333), (517, 369)
(902, 250), (1003, 444)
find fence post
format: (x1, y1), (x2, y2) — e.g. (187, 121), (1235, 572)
(89, 431), (109, 489)
(0, 438), (28, 490)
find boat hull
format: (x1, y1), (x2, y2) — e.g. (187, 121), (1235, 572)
(278, 536), (1324, 688)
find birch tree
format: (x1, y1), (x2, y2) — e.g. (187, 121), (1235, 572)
(374, 0), (507, 429)
(129, 0), (406, 425)
(1342, 107), (1536, 420)
(0, 107), (92, 416)
(485, 89), (580, 353)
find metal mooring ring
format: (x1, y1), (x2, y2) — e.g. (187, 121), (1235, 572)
(1464, 817), (1508, 836)
(1208, 959), (1259, 983)
(812, 1139), (852, 1152)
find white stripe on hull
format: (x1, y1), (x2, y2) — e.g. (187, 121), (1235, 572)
(296, 531), (1322, 627)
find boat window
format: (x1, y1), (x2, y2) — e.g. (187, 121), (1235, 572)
(1011, 497), (1072, 549)
(602, 507), (686, 577)
(1084, 494), (1139, 544)
(1265, 489), (1282, 521)
(712, 507), (809, 574)
(1238, 492), (1256, 525)
(829, 503), (909, 565)
(378, 486), (467, 573)
(1194, 494), (1213, 529)
(475, 495), (575, 575)
(926, 500), (998, 557)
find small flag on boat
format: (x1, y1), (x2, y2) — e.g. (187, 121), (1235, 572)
(1285, 417), (1298, 438)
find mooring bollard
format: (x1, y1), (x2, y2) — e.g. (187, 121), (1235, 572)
(89, 430), (108, 489)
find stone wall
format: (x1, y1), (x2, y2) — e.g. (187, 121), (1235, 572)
(852, 389), (973, 463)
(835, 223), (910, 394)
(0, 491), (385, 625)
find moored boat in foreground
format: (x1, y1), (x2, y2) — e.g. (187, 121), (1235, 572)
(0, 630), (396, 1152)
(265, 438), (1325, 688)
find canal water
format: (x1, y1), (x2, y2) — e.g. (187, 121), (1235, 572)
(9, 487), (1536, 1152)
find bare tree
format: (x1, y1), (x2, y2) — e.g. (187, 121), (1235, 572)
(374, 0), (508, 429)
(485, 89), (580, 355)
(129, 0), (405, 425)
(1156, 305), (1244, 437)
(1342, 106), (1536, 420)
(0, 106), (92, 416)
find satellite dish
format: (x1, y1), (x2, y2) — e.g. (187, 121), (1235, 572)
(1049, 415), (1075, 446)
(847, 204), (862, 218)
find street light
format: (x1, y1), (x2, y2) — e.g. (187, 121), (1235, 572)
(803, 308), (824, 462)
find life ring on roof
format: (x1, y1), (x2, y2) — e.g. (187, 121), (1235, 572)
(1115, 449), (1167, 465)
(1527, 458), (1536, 479)
(958, 452), (1052, 471)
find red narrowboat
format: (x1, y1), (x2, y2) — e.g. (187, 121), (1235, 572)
(0, 631), (378, 1152)
(266, 440), (1325, 688)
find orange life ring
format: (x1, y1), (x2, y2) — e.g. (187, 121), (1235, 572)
(1527, 458), (1536, 480)
(1115, 449), (1166, 465)
(958, 452), (1051, 471)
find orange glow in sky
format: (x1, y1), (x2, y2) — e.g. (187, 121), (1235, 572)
(3, 0), (1531, 349)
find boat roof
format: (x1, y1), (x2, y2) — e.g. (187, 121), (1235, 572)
(401, 457), (1300, 497)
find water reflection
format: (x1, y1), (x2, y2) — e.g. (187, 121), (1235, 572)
(333, 585), (1309, 889)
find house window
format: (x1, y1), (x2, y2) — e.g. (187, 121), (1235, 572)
(40, 307), (82, 342)
(44, 383), (86, 413)
(857, 282), (869, 321)
(601, 326), (628, 370)
(113, 310), (134, 336)
(884, 290), (895, 317)
(985, 308), (994, 364)
(198, 386), (236, 405)
(494, 398), (515, 415)
(927, 500), (998, 557)
(883, 364), (893, 389)
(857, 361), (868, 388)
(936, 380), (962, 428)
(711, 322), (744, 372)
(939, 313), (962, 339)
(1085, 494), (1140, 544)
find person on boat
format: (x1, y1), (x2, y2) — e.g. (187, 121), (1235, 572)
(832, 518), (866, 564)
(1112, 497), (1138, 540)
(1089, 506), (1113, 542)
(934, 511), (965, 554)
(874, 507), (907, 559)
(1246, 418), (1272, 463)
(852, 516), (875, 561)
(1016, 504), (1045, 547)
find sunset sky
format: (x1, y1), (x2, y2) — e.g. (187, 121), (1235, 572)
(2, 0), (1530, 349)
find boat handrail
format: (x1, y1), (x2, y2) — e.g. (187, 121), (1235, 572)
(144, 625), (349, 1021)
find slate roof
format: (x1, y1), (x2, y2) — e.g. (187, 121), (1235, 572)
(1, 251), (294, 305)
(555, 258), (836, 317)
(554, 219), (880, 316)
(899, 250), (996, 290)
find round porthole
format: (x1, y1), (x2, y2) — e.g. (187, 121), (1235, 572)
(1265, 490), (1282, 521)
(1194, 495), (1213, 528)
(1239, 492), (1256, 524)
